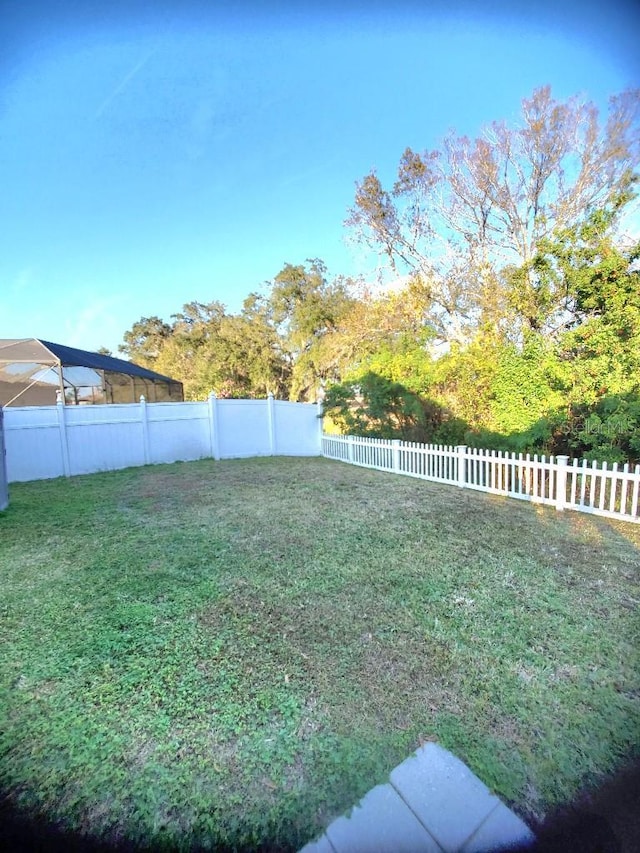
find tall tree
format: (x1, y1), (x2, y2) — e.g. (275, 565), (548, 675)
(118, 316), (173, 367)
(150, 297), (291, 400)
(150, 302), (226, 398)
(268, 259), (356, 400)
(537, 201), (640, 407)
(213, 294), (290, 398)
(347, 86), (639, 341)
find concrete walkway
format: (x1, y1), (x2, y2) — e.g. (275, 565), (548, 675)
(300, 742), (536, 853)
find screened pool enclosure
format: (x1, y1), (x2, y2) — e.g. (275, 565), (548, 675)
(0, 339), (183, 407)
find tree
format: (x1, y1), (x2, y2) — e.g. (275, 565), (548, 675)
(149, 297), (291, 400)
(347, 86), (639, 341)
(323, 371), (457, 442)
(430, 337), (501, 430)
(473, 197), (640, 459)
(212, 294), (290, 398)
(268, 259), (356, 400)
(539, 203), (640, 407)
(119, 316), (172, 366)
(484, 333), (564, 436)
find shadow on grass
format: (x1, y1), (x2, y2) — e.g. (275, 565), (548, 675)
(2, 760), (639, 853)
(0, 802), (123, 853)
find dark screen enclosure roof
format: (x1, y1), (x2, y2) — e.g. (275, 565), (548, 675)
(0, 338), (184, 406)
(0, 338), (177, 383)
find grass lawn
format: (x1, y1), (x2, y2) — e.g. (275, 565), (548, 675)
(1, 457), (639, 851)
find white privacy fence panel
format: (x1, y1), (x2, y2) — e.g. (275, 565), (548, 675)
(4, 396), (322, 482)
(322, 434), (640, 524)
(3, 406), (65, 481)
(65, 404), (144, 475)
(146, 402), (212, 465)
(273, 401), (323, 456)
(216, 399), (272, 459)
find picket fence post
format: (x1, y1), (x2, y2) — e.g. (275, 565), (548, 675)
(139, 395), (150, 465)
(56, 394), (71, 477)
(555, 455), (569, 511)
(347, 435), (354, 463)
(456, 445), (467, 488)
(392, 439), (401, 472)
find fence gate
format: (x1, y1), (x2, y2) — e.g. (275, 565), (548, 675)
(0, 408), (8, 510)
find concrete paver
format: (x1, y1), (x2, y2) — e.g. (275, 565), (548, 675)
(461, 802), (536, 852)
(390, 743), (502, 852)
(299, 742), (536, 853)
(299, 833), (337, 853)
(325, 783), (442, 853)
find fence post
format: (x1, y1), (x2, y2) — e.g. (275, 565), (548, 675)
(555, 455), (569, 512)
(56, 396), (71, 477)
(267, 393), (276, 456)
(208, 392), (221, 460)
(316, 398), (324, 456)
(392, 439), (401, 473)
(456, 445), (467, 488)
(0, 407), (8, 510)
(140, 395), (150, 465)
(347, 434), (354, 463)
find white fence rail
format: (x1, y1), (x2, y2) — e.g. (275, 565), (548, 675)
(4, 395), (322, 483)
(322, 434), (640, 524)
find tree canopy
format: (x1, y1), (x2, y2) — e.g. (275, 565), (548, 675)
(118, 85), (640, 462)
(347, 86), (639, 342)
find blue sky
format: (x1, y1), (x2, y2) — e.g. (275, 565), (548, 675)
(2, 0), (639, 355)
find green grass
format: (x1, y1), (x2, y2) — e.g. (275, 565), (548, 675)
(1, 457), (639, 850)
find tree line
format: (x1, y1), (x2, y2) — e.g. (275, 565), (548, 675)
(117, 86), (640, 463)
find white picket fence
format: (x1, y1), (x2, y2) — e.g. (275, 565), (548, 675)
(4, 395), (322, 483)
(322, 434), (640, 524)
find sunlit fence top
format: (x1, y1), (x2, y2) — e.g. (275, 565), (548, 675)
(322, 433), (640, 524)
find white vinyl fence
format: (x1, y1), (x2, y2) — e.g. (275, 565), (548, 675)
(0, 408), (8, 510)
(4, 395), (322, 483)
(322, 433), (640, 524)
